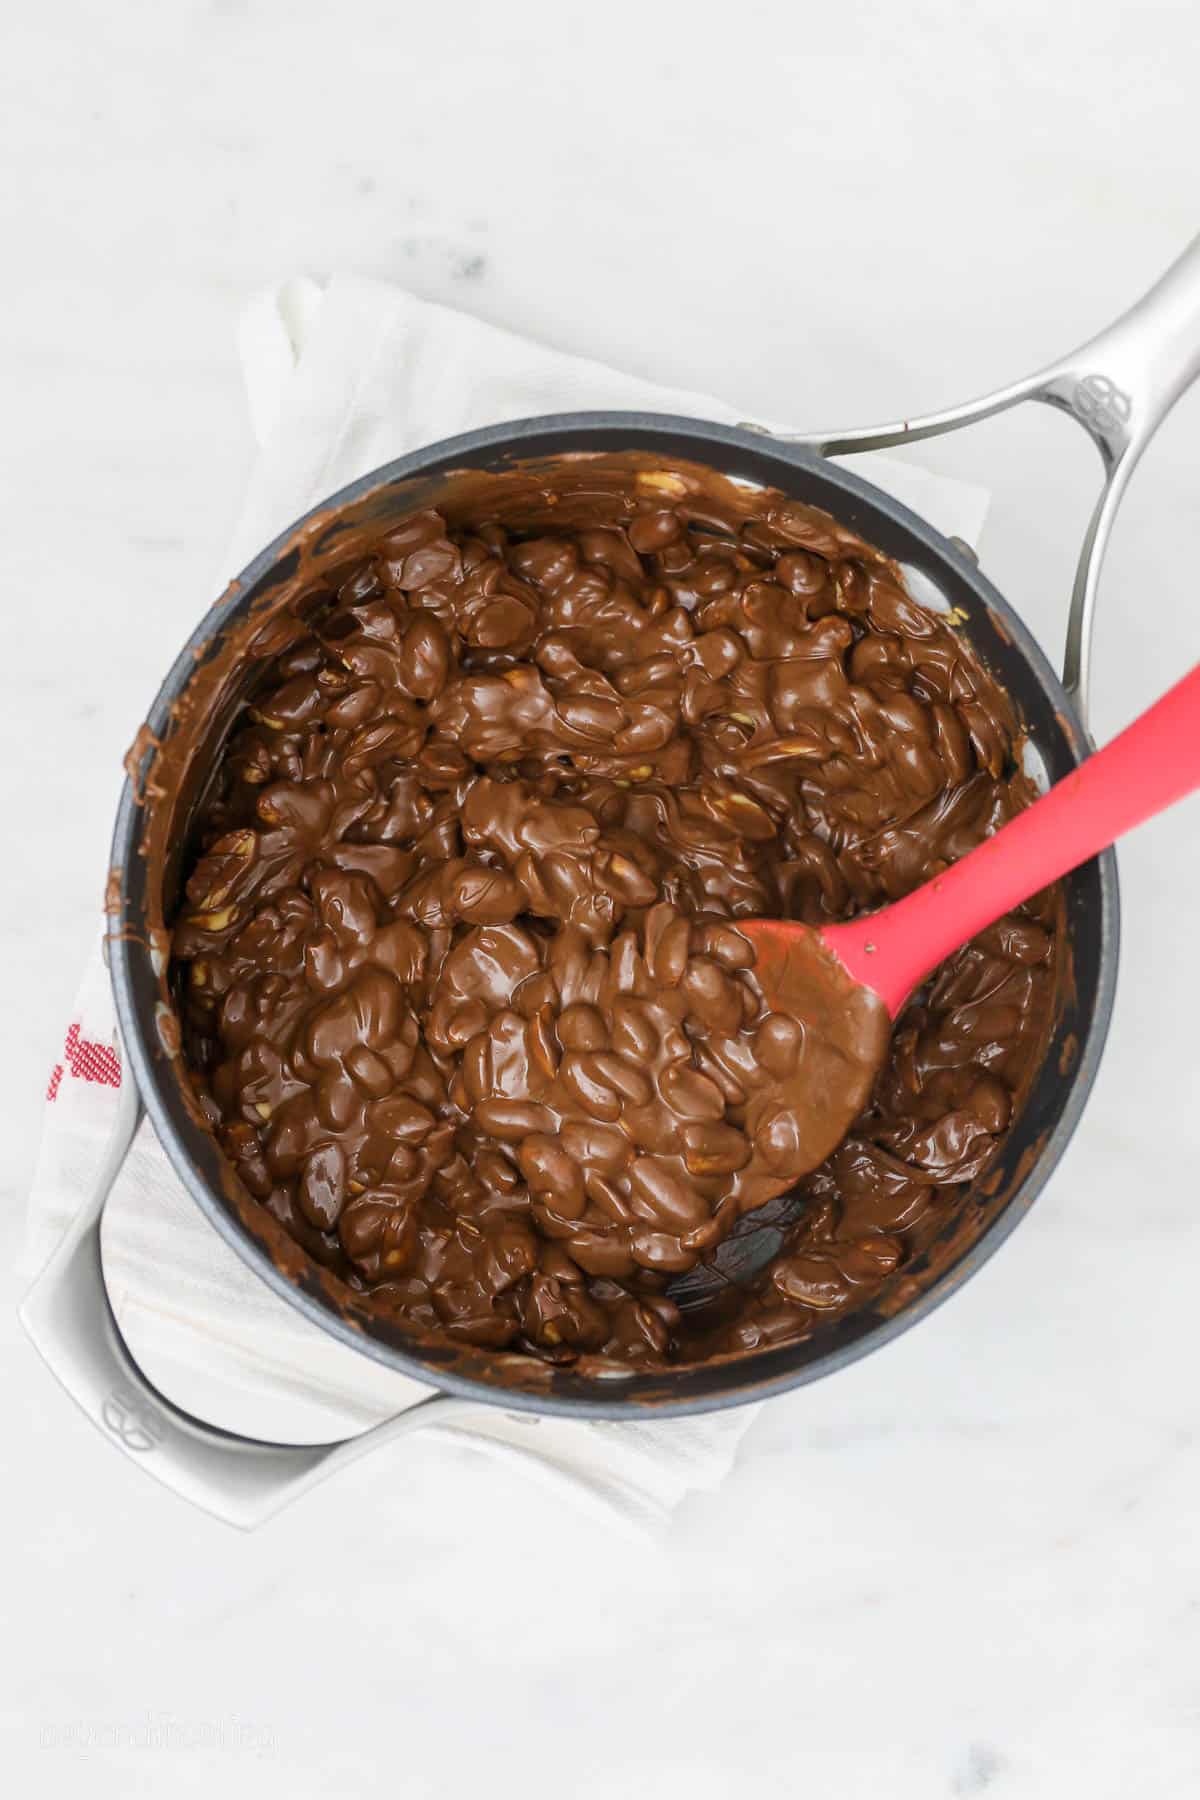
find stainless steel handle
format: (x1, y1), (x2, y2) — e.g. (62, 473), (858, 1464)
(770, 233), (1200, 727)
(17, 1049), (533, 1528)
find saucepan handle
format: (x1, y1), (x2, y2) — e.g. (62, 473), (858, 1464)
(17, 1045), (492, 1529)
(756, 232), (1200, 732)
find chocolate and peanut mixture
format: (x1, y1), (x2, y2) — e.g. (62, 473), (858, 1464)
(172, 458), (1056, 1368)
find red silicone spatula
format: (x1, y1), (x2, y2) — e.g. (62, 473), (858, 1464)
(738, 660), (1200, 1173)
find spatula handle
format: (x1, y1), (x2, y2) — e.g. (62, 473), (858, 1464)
(829, 660), (1200, 1016)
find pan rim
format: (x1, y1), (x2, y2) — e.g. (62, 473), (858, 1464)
(109, 411), (1119, 1421)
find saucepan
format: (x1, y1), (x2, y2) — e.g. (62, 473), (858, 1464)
(21, 234), (1200, 1526)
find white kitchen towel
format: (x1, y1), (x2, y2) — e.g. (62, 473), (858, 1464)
(24, 277), (989, 1534)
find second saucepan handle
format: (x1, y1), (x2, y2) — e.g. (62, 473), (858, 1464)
(17, 1049), (556, 1529)
(758, 231), (1200, 731)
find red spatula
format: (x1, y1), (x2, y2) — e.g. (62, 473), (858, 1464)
(738, 660), (1200, 1175)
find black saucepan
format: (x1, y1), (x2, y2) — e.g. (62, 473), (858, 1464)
(22, 233), (1200, 1526)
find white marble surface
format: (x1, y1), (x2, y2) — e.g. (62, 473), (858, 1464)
(4, 1), (1200, 1793)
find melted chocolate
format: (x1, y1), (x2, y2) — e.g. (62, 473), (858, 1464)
(169, 459), (1057, 1369)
